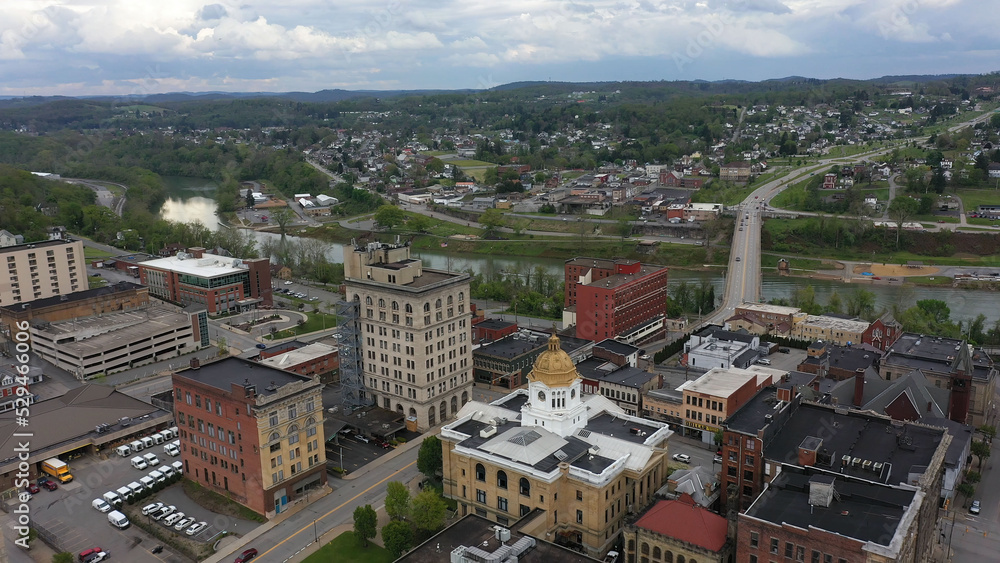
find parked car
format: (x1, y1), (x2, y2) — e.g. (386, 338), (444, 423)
(41, 480), (58, 491)
(235, 548), (259, 563)
(25, 483), (39, 494)
(83, 552), (109, 563)
(256, 343), (267, 349)
(757, 358), (771, 366)
(672, 453), (691, 463)
(92, 498), (112, 513)
(186, 521), (208, 536)
(142, 502), (164, 516)
(78, 547), (103, 561)
(713, 455), (723, 464)
(174, 517), (195, 531)
(970, 500), (981, 514)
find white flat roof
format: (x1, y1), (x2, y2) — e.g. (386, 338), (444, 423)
(680, 367), (771, 399)
(140, 252), (249, 278)
(260, 343), (337, 369)
(737, 302), (801, 315)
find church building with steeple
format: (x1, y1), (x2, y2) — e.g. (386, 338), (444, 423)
(440, 333), (673, 559)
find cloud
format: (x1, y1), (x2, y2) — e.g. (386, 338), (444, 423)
(0, 0), (993, 95)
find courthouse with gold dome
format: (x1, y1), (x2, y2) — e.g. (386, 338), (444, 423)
(440, 334), (673, 559)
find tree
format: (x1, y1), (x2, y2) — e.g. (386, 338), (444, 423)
(887, 196), (919, 248)
(381, 520), (414, 558)
(845, 288), (876, 320)
(246, 189), (255, 209)
(271, 208), (295, 236)
(353, 504), (377, 547)
(478, 208), (506, 235)
(385, 481), (411, 521)
(373, 204), (406, 230)
(957, 482), (975, 498)
(407, 214), (432, 233)
(417, 435), (443, 479)
(616, 217), (633, 242)
(971, 440), (991, 469)
(978, 425), (997, 442)
(410, 489), (447, 532)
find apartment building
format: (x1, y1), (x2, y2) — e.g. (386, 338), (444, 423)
(0, 238), (85, 307)
(172, 357), (326, 517)
(343, 241), (473, 430)
(563, 257), (668, 342)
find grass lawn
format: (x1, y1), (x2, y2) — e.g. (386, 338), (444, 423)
(463, 168), (489, 182)
(759, 254), (827, 272)
(957, 189), (1000, 212)
(84, 247), (118, 260)
(304, 532), (393, 563)
(88, 275), (109, 289)
(264, 311), (338, 339)
(914, 214), (958, 223)
(908, 275), (952, 286)
(450, 159), (496, 167)
(966, 217), (1000, 226)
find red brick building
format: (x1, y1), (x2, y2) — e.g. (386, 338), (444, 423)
(172, 357), (326, 517)
(138, 247), (273, 314)
(472, 318), (518, 344)
(564, 258), (668, 342)
(861, 312), (903, 351)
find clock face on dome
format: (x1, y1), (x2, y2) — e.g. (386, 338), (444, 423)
(571, 389), (576, 399)
(538, 391), (546, 402)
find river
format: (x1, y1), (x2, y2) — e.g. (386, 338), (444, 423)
(156, 176), (1000, 323)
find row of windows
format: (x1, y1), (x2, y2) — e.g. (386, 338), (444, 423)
(364, 293), (465, 311)
(747, 532), (847, 563)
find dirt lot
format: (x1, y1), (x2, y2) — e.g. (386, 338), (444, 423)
(853, 264), (941, 277)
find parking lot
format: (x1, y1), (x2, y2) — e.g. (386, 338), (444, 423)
(28, 446), (258, 562)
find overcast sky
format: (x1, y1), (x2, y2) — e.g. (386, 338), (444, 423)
(1, 0), (997, 96)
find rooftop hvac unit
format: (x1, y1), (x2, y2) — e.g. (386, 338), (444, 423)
(480, 426), (498, 439)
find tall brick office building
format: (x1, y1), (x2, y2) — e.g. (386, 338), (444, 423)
(138, 247), (272, 314)
(172, 357), (326, 517)
(563, 257), (668, 342)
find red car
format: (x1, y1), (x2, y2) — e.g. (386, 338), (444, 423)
(25, 483), (39, 494)
(78, 548), (103, 561)
(234, 548), (259, 563)
(41, 480), (58, 491)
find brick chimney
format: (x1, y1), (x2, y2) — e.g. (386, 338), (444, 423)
(190, 358), (200, 370)
(853, 368), (865, 407)
(189, 246), (205, 259)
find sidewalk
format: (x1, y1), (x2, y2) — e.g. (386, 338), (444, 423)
(203, 423), (440, 563)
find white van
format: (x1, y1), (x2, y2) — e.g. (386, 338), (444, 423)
(143, 452), (159, 466)
(128, 482), (143, 496)
(131, 456), (148, 470)
(152, 433), (165, 445)
(92, 498), (111, 512)
(149, 469), (165, 483)
(171, 460), (183, 473)
(116, 486), (132, 501)
(163, 443), (180, 457)
(140, 436), (154, 449)
(139, 476), (155, 490)
(115, 445), (131, 457)
(129, 440), (144, 452)
(108, 510), (130, 529)
(103, 491), (122, 506)
(160, 466), (176, 479)
(160, 428), (174, 440)
(169, 426), (178, 438)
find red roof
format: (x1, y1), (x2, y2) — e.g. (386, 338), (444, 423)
(633, 497), (728, 552)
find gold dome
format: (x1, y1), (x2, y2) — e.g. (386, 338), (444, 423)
(527, 333), (578, 388)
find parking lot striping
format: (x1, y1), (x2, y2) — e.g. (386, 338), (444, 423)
(256, 460), (417, 561)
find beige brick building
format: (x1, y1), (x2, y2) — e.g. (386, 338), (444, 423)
(344, 241), (473, 430)
(440, 334), (673, 560)
(0, 238), (85, 307)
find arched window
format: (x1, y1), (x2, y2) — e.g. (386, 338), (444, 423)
(447, 295), (454, 305)
(306, 417), (316, 426)
(365, 296), (372, 306)
(269, 432), (280, 442)
(519, 477), (530, 496)
(287, 424), (299, 434)
(392, 301), (399, 310)
(641, 543), (649, 555)
(435, 298), (442, 309)
(497, 470), (508, 489)
(627, 539), (636, 552)
(677, 556), (685, 563)
(687, 559), (696, 563)
(475, 463), (485, 482)
(459, 292), (465, 302)
(423, 303), (430, 312)
(405, 304), (413, 313)
(665, 551), (673, 563)
(653, 547), (661, 559)
(378, 298), (385, 308)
